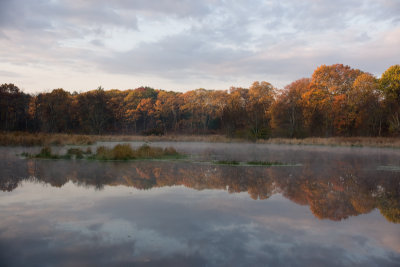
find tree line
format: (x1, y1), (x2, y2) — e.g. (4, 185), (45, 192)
(1, 64), (399, 138)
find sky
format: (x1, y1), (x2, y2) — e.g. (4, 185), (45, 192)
(0, 0), (399, 93)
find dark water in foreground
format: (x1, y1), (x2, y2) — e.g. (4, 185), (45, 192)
(0, 143), (400, 266)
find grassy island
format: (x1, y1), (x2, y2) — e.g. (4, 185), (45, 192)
(22, 144), (184, 161)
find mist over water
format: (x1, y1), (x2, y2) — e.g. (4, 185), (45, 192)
(1, 143), (400, 266)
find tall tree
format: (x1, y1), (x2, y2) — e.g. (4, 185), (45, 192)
(303, 64), (363, 136)
(34, 89), (72, 132)
(247, 81), (275, 139)
(223, 87), (249, 137)
(348, 73), (383, 136)
(76, 87), (111, 134)
(380, 65), (400, 135)
(271, 78), (309, 137)
(0, 83), (30, 131)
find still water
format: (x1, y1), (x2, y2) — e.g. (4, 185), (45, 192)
(0, 142), (399, 266)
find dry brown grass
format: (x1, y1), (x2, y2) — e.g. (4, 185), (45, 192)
(1, 131), (400, 148)
(96, 134), (239, 143)
(0, 132), (240, 146)
(0, 132), (96, 146)
(258, 137), (400, 148)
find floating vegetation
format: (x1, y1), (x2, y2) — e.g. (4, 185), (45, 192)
(246, 161), (285, 166)
(212, 160), (295, 166)
(215, 160), (240, 165)
(20, 145), (296, 167)
(21, 144), (184, 161)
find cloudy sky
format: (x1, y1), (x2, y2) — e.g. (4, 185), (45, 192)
(0, 0), (399, 93)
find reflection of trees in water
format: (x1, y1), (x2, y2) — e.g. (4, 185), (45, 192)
(0, 158), (399, 223)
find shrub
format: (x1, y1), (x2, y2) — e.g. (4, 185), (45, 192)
(95, 146), (111, 160)
(67, 148), (84, 159)
(38, 147), (52, 158)
(111, 144), (135, 160)
(164, 147), (178, 155)
(216, 160), (240, 165)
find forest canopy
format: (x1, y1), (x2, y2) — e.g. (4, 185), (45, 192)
(1, 64), (400, 138)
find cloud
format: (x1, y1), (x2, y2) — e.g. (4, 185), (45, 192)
(0, 0), (399, 92)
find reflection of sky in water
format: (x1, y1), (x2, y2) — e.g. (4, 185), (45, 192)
(1, 181), (399, 266)
(1, 143), (400, 266)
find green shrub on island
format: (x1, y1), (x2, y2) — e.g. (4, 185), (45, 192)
(94, 144), (180, 160)
(95, 144), (135, 160)
(21, 144), (182, 161)
(38, 147), (52, 158)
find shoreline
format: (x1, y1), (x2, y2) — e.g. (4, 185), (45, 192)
(1, 132), (400, 149)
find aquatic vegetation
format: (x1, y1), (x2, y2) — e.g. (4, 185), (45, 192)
(94, 144), (181, 160)
(246, 161), (284, 166)
(22, 147), (71, 159)
(95, 144), (135, 160)
(215, 160), (240, 165)
(214, 160), (286, 166)
(21, 144), (183, 161)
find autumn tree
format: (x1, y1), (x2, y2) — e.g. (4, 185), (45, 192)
(246, 81), (275, 139)
(75, 87), (111, 134)
(136, 98), (155, 132)
(0, 83), (30, 131)
(33, 89), (72, 132)
(123, 87), (158, 133)
(271, 78), (309, 137)
(380, 65), (400, 135)
(223, 87), (249, 137)
(180, 89), (214, 133)
(2, 63), (399, 138)
(106, 89), (130, 133)
(303, 64), (364, 136)
(349, 73), (383, 135)
(154, 91), (182, 133)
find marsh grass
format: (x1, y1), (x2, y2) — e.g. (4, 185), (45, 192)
(0, 132), (96, 146)
(0, 132), (239, 146)
(215, 160), (240, 165)
(22, 144), (183, 161)
(95, 144), (135, 160)
(246, 161), (284, 166)
(258, 137), (400, 148)
(94, 144), (182, 160)
(214, 160), (286, 166)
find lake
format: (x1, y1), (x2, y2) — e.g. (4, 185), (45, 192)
(0, 142), (399, 266)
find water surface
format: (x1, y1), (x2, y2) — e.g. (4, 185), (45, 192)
(1, 143), (399, 266)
